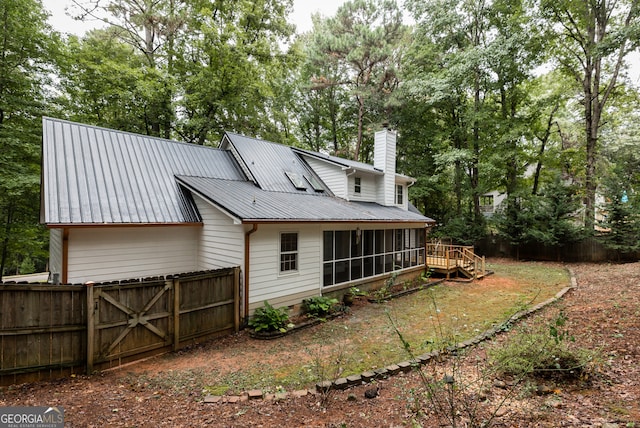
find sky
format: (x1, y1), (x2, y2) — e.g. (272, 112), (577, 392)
(45, 0), (346, 36)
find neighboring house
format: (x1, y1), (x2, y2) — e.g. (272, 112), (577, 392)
(41, 118), (434, 318)
(479, 191), (507, 216)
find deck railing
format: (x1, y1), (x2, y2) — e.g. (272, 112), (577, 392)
(425, 243), (486, 279)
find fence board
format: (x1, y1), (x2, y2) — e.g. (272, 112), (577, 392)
(0, 267), (240, 385)
(0, 286), (86, 384)
(476, 236), (639, 262)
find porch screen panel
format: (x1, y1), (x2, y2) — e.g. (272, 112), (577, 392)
(322, 227), (426, 287)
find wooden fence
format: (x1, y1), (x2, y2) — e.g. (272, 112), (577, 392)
(0, 267), (240, 386)
(475, 236), (639, 262)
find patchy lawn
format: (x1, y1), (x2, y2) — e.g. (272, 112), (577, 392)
(1, 259), (638, 427)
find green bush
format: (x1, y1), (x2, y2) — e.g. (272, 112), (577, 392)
(489, 313), (595, 379)
(302, 296), (339, 318)
(248, 301), (291, 333)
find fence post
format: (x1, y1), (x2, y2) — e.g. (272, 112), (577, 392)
(85, 281), (95, 374)
(173, 277), (180, 351)
(234, 267), (240, 332)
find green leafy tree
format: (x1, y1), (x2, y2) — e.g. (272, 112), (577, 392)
(295, 18), (354, 154)
(540, 0), (640, 230)
(403, 0), (542, 242)
(598, 92), (640, 257)
(494, 175), (582, 259)
(0, 0), (58, 279)
(57, 29), (153, 133)
(527, 176), (583, 250)
(309, 0), (407, 161)
(172, 0), (296, 145)
(69, 0), (184, 138)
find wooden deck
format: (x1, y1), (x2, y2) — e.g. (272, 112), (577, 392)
(426, 243), (488, 280)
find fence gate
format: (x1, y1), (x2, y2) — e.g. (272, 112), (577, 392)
(87, 268), (240, 372)
(88, 279), (173, 370)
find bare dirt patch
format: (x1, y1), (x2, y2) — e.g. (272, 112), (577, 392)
(0, 260), (638, 427)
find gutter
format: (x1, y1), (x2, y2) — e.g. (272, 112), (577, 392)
(244, 223), (258, 323)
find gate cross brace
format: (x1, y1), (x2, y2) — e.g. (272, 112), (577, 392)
(98, 283), (172, 357)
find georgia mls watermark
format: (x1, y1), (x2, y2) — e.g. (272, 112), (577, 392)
(0, 407), (64, 428)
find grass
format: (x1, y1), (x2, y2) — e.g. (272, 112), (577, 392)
(132, 261), (570, 396)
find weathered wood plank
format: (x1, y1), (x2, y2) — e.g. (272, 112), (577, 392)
(1, 267), (240, 385)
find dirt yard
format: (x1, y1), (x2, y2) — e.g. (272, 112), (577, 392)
(1, 260), (638, 427)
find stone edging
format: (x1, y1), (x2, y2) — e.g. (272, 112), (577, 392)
(204, 268), (577, 404)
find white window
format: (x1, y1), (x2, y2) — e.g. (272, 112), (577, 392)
(280, 232), (298, 272)
(480, 195), (494, 213)
(354, 177), (361, 194)
(396, 184), (404, 205)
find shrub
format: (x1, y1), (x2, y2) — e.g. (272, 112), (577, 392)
(302, 296), (339, 318)
(489, 313), (595, 379)
(248, 301), (291, 333)
(372, 270), (400, 302)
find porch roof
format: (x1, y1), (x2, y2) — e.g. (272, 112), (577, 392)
(176, 175), (435, 224)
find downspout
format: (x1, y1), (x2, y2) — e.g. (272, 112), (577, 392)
(343, 167), (356, 201)
(407, 179), (415, 208)
(244, 223), (258, 324)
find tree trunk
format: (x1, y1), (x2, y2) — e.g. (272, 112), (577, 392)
(532, 104), (559, 195)
(471, 67), (482, 221)
(355, 93), (365, 161)
(0, 203), (14, 282)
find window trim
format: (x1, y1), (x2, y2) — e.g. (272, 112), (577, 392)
(354, 176), (361, 194)
(396, 184), (404, 205)
(279, 231), (299, 274)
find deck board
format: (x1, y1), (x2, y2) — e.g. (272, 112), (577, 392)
(426, 244), (486, 279)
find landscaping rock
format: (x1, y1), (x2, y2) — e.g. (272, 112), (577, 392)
(361, 371), (376, 382)
(364, 387), (379, 399)
(315, 380), (332, 393)
(346, 374), (362, 385)
(385, 364), (401, 375)
(334, 378), (349, 390)
(397, 361), (413, 372)
(247, 389), (263, 400)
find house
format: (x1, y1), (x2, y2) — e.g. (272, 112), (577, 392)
(41, 117), (435, 319)
(479, 191), (507, 216)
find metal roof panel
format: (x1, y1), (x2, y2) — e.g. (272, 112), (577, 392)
(223, 133), (329, 194)
(176, 176), (435, 223)
(42, 118), (245, 225)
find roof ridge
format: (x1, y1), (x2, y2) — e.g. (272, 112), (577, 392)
(43, 116), (222, 151)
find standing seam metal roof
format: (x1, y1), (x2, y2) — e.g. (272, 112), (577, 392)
(223, 133), (330, 194)
(42, 118), (433, 226)
(292, 147), (382, 174)
(42, 117), (245, 224)
(176, 176), (434, 223)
